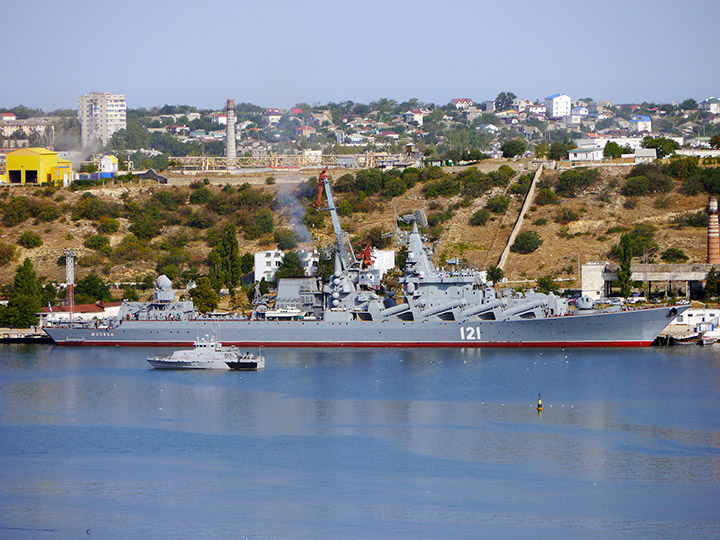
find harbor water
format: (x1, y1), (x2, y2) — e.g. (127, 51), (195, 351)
(1, 344), (719, 539)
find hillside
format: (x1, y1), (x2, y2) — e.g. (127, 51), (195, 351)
(0, 160), (712, 298)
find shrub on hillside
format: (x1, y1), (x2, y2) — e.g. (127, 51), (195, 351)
(555, 207), (580, 224)
(0, 242), (16, 266)
(111, 234), (152, 263)
(97, 216), (120, 233)
(422, 178), (461, 198)
(620, 163), (673, 196)
(384, 177), (408, 197)
(84, 235), (111, 254)
(419, 166), (445, 182)
(30, 200), (61, 222)
(509, 174), (533, 195)
(469, 209), (491, 226)
(510, 231), (543, 254)
(621, 175), (672, 196)
(672, 209), (707, 228)
(555, 168), (600, 197)
(3, 196), (31, 226)
(18, 231), (43, 249)
(485, 195), (510, 214)
(150, 190), (185, 211)
(188, 186), (213, 204)
(72, 194), (120, 221)
(242, 208), (274, 239)
(534, 188), (558, 205)
(661, 247), (688, 263)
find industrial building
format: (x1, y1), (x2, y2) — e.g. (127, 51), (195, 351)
(2, 148), (74, 186)
(77, 92), (126, 147)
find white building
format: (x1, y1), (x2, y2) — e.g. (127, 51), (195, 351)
(544, 93), (571, 118)
(568, 148), (603, 161)
(575, 136), (646, 151)
(699, 97), (720, 115)
(527, 104), (546, 115)
(254, 250), (319, 282)
(629, 115), (652, 133)
(77, 92), (127, 147)
(563, 114), (582, 127)
(634, 148), (657, 163)
(99, 155), (119, 173)
(452, 98), (474, 110)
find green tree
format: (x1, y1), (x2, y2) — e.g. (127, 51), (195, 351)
(555, 168), (600, 197)
(0, 258), (42, 327)
(710, 135), (720, 150)
(603, 141), (625, 159)
(535, 274), (559, 294)
(501, 139), (526, 158)
(534, 141), (549, 158)
(189, 277), (219, 313)
(510, 231), (543, 254)
(240, 253), (254, 275)
(680, 98), (697, 110)
(548, 141), (574, 160)
(486, 265), (504, 283)
(274, 251), (305, 280)
(207, 250), (225, 293)
(641, 136), (680, 159)
(610, 224), (658, 260)
(494, 91), (517, 111)
(705, 267), (718, 300)
(615, 235), (633, 298)
(74, 274), (112, 304)
(207, 224), (241, 291)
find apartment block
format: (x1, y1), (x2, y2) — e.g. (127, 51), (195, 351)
(544, 93), (571, 118)
(78, 92), (127, 147)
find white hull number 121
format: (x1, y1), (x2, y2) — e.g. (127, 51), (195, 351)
(460, 326), (482, 341)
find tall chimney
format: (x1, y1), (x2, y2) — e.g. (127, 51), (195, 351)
(708, 196), (720, 264)
(226, 98), (236, 162)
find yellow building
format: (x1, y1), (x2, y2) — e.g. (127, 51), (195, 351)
(4, 148), (73, 186)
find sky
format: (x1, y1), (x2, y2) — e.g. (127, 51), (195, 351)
(3, 0), (719, 112)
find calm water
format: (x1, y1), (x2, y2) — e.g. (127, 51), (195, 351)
(0, 344), (719, 539)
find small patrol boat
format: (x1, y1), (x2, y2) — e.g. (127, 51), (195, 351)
(147, 333), (258, 370)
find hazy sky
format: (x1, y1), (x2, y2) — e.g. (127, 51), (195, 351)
(4, 0), (718, 111)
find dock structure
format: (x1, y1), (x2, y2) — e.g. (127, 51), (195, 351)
(0, 328), (52, 344)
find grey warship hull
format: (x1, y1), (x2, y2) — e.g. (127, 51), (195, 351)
(43, 305), (683, 347)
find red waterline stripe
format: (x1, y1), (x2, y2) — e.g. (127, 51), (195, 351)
(51, 340), (654, 348)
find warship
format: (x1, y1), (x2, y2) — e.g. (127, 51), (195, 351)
(44, 169), (686, 348)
